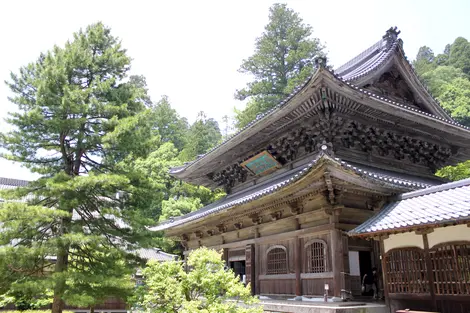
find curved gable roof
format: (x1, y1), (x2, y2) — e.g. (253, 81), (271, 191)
(170, 28), (470, 186)
(335, 27), (451, 120)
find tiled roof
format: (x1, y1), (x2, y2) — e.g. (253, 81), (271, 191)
(170, 28), (470, 176)
(335, 27), (453, 123)
(0, 177), (31, 202)
(136, 248), (177, 261)
(0, 177), (29, 189)
(349, 178), (470, 236)
(154, 152), (435, 232)
(336, 36), (397, 81)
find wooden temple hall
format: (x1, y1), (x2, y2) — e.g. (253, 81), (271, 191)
(152, 28), (470, 312)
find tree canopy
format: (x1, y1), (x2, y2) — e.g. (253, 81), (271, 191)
(414, 36), (470, 180)
(234, 3), (325, 128)
(0, 22), (163, 313)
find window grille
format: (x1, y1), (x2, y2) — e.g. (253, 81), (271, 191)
(384, 248), (427, 294)
(266, 246), (288, 274)
(430, 242), (470, 295)
(305, 240), (328, 273)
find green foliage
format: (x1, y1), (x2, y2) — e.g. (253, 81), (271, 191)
(0, 22), (161, 312)
(152, 96), (189, 151)
(436, 160), (470, 181)
(414, 36), (470, 180)
(234, 3), (325, 128)
(420, 66), (465, 95)
(437, 77), (470, 125)
(159, 197), (202, 222)
(179, 111), (222, 161)
(447, 37), (470, 76)
(136, 247), (262, 313)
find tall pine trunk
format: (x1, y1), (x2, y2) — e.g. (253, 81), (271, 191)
(51, 212), (72, 313)
(52, 246), (69, 313)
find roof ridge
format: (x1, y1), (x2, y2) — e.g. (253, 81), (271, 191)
(399, 178), (470, 200)
(335, 38), (386, 74)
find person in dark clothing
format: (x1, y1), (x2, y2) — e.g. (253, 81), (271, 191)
(362, 267), (379, 299)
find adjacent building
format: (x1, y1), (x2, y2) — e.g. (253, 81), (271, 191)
(349, 178), (470, 313)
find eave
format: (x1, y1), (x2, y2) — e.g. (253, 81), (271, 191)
(172, 66), (470, 188)
(349, 177), (470, 238)
(171, 28), (470, 189)
(154, 151), (432, 235)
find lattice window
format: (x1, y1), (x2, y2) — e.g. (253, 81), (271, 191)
(266, 245), (288, 275)
(305, 239), (328, 273)
(384, 248), (427, 294)
(430, 242), (470, 295)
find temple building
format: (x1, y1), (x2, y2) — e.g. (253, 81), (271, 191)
(152, 27), (470, 312)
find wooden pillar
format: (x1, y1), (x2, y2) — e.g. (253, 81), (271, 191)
(254, 228), (260, 295)
(223, 248), (229, 267)
(379, 238), (390, 309)
(245, 244), (256, 295)
(295, 236), (302, 297)
(331, 228), (345, 298)
(328, 206), (344, 298)
(421, 231), (437, 311)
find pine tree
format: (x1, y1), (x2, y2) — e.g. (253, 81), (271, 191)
(179, 111), (222, 161)
(234, 3), (325, 128)
(0, 22), (159, 313)
(152, 96), (189, 151)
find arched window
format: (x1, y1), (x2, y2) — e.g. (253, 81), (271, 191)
(266, 245), (288, 275)
(305, 239), (328, 273)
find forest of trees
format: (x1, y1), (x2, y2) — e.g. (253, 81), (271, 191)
(0, 3), (469, 313)
(413, 37), (470, 180)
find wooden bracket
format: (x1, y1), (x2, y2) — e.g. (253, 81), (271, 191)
(250, 214), (263, 225)
(325, 205), (343, 216)
(194, 230), (203, 239)
(324, 172), (335, 204)
(415, 228), (434, 235)
(288, 200), (303, 215)
(372, 234), (389, 241)
(217, 224), (227, 233)
(270, 211), (283, 221)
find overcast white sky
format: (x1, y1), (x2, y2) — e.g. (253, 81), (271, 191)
(1, 0), (469, 180)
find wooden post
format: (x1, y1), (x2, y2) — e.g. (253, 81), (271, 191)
(379, 238), (390, 309)
(295, 235), (302, 297)
(245, 244), (256, 295)
(421, 231), (437, 311)
(331, 228), (344, 298)
(223, 248), (229, 267)
(254, 228), (260, 295)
